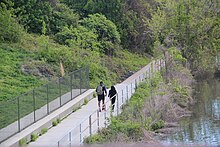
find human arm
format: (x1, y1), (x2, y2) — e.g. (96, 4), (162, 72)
(104, 86), (107, 96)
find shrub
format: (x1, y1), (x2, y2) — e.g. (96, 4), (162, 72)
(52, 120), (58, 126)
(151, 120), (165, 131)
(40, 128), (48, 136)
(0, 9), (23, 43)
(84, 134), (104, 144)
(19, 138), (27, 146)
(31, 134), (38, 142)
(83, 98), (89, 105)
(57, 118), (61, 123)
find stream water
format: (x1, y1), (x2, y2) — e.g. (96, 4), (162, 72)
(160, 78), (220, 146)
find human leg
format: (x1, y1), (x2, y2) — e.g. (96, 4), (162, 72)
(98, 95), (102, 112)
(111, 97), (116, 111)
(101, 95), (106, 111)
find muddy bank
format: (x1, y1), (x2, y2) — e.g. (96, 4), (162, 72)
(143, 66), (195, 140)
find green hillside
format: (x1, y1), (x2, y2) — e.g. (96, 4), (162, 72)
(0, 0), (219, 101)
(0, 35), (149, 100)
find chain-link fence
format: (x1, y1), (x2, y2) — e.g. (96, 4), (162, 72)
(57, 59), (165, 147)
(0, 67), (90, 143)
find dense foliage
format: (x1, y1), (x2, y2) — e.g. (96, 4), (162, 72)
(0, 0), (219, 100)
(148, 0), (220, 75)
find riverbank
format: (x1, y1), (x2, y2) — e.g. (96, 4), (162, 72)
(142, 65), (194, 143)
(83, 63), (195, 145)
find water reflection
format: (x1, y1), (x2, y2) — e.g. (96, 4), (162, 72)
(212, 99), (220, 120)
(160, 79), (220, 145)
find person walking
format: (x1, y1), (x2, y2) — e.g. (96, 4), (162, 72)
(96, 81), (107, 112)
(108, 85), (117, 111)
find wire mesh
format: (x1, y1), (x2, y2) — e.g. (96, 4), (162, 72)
(0, 67), (89, 143)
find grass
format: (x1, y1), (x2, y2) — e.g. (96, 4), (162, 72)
(19, 138), (27, 146)
(83, 98), (89, 105)
(30, 134), (38, 142)
(84, 75), (163, 144)
(39, 128), (48, 136)
(0, 45), (44, 101)
(0, 33), (149, 131)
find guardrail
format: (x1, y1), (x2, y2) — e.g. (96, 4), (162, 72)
(57, 59), (165, 146)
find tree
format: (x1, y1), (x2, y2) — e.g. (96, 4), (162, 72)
(0, 1), (23, 43)
(13, 0), (53, 34)
(55, 25), (101, 52)
(60, 0), (88, 16)
(50, 3), (79, 34)
(80, 13), (120, 55)
(13, 1), (80, 35)
(147, 0), (220, 73)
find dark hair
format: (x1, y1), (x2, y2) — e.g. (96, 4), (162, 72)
(111, 86), (115, 91)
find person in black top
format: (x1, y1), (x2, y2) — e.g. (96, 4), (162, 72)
(96, 81), (107, 112)
(108, 85), (117, 111)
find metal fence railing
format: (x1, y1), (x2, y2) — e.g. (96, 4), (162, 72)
(0, 67), (90, 143)
(57, 59), (165, 146)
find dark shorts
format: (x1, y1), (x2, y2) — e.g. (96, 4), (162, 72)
(98, 94), (105, 102)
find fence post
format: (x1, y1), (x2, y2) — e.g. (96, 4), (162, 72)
(97, 110), (99, 130)
(87, 67), (90, 89)
(17, 96), (20, 132)
(131, 83), (133, 94)
(69, 132), (71, 143)
(135, 79), (137, 90)
(80, 124), (82, 144)
(59, 78), (61, 107)
(159, 59), (161, 70)
(126, 85), (128, 102)
(117, 93), (119, 115)
(70, 73), (73, 100)
(151, 62), (153, 77)
(104, 111), (107, 128)
(146, 70), (148, 80)
(89, 115), (92, 136)
(33, 90), (36, 122)
(47, 84), (49, 114)
(122, 90), (124, 104)
(80, 69), (82, 94)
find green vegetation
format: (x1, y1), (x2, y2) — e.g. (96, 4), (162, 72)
(57, 118), (61, 123)
(52, 118), (61, 127)
(84, 58), (193, 144)
(19, 138), (27, 146)
(147, 0), (219, 76)
(39, 128), (48, 136)
(30, 133), (38, 142)
(84, 74), (164, 143)
(93, 92), (97, 98)
(1, 0), (153, 103)
(0, 0), (218, 140)
(1, 0), (217, 101)
(83, 98), (89, 105)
